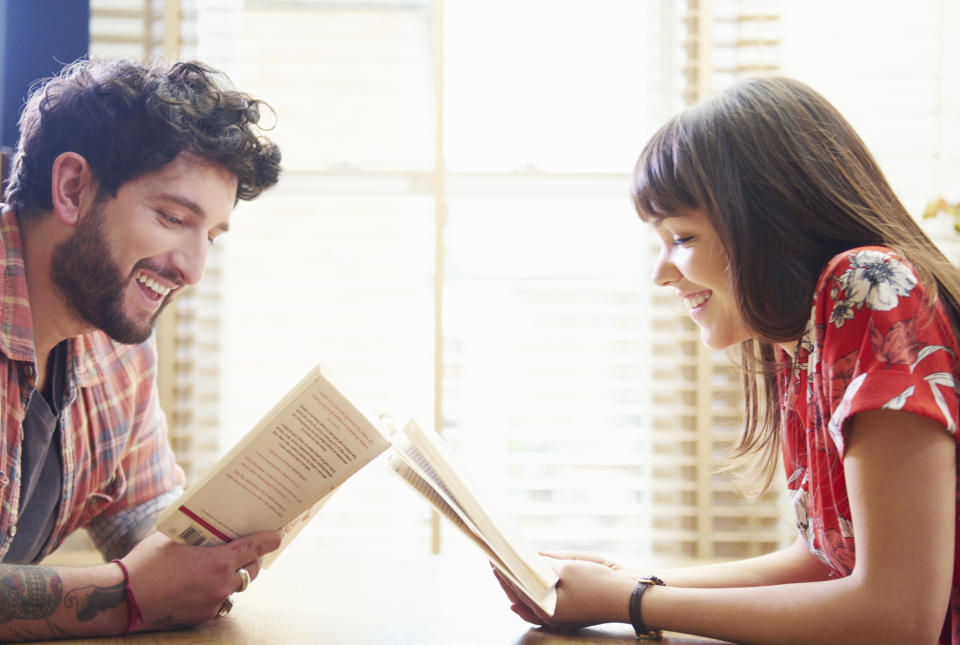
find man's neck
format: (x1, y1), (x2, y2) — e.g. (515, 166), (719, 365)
(18, 211), (88, 368)
(35, 347), (53, 397)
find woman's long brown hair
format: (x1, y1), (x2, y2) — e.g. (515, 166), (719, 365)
(632, 76), (960, 496)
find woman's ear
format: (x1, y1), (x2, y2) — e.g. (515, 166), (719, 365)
(50, 152), (96, 227)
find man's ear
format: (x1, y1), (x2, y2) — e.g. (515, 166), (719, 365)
(50, 152), (96, 227)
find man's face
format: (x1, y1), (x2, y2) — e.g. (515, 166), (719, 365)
(51, 153), (237, 344)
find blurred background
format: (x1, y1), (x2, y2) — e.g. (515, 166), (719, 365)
(2, 0), (958, 568)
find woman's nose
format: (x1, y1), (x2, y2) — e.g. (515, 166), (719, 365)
(651, 251), (679, 287)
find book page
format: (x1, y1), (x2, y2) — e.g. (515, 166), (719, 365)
(156, 365), (389, 552)
(260, 487), (338, 568)
(388, 419), (558, 615)
(385, 454), (533, 595)
(385, 454), (486, 552)
(389, 431), (478, 533)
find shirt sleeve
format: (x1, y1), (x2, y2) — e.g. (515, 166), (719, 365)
(86, 487), (182, 558)
(83, 337), (186, 531)
(815, 248), (960, 457)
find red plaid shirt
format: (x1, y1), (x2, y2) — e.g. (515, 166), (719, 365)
(0, 209), (184, 561)
(780, 247), (960, 645)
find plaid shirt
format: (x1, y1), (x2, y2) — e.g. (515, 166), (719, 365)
(0, 209), (184, 561)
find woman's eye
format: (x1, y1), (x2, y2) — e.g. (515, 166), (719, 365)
(673, 235), (694, 246)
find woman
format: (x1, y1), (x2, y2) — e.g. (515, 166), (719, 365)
(497, 76), (960, 644)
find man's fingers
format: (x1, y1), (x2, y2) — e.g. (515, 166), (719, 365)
(224, 530), (283, 567)
(235, 566), (251, 593)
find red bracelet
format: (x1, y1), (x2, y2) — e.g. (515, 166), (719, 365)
(112, 559), (144, 634)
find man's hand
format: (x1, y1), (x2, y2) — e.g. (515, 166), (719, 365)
(119, 529), (283, 631)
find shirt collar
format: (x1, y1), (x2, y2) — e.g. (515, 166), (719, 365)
(0, 208), (38, 364)
(0, 208), (105, 388)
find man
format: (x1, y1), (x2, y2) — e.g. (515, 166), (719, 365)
(0, 58), (283, 639)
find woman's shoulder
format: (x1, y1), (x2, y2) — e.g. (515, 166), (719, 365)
(820, 246), (910, 276)
(810, 246), (931, 333)
(813, 246), (919, 301)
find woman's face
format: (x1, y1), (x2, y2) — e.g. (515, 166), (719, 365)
(650, 209), (756, 350)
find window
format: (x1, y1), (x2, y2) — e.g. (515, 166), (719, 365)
(212, 0), (791, 563)
(89, 0), (959, 565)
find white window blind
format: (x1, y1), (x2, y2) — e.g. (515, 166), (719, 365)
(210, 0), (795, 562)
(82, 0), (959, 565)
(217, 2), (439, 552)
(90, 0), (228, 483)
(650, 0), (790, 563)
(781, 0), (958, 217)
(437, 0), (731, 562)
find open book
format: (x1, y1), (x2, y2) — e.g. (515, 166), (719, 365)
(155, 364), (559, 615)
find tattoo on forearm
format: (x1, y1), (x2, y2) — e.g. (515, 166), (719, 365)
(64, 583), (125, 622)
(10, 620), (75, 640)
(0, 565), (63, 623)
(0, 565), (124, 633)
(153, 615), (193, 631)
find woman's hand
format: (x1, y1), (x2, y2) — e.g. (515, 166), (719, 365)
(538, 551), (629, 571)
(494, 554), (637, 631)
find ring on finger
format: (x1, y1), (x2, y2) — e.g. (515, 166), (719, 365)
(237, 567), (251, 593)
(216, 595), (234, 618)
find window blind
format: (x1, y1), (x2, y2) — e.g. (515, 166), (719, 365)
(90, 0), (223, 483)
(82, 0), (960, 566)
(216, 2), (439, 552)
(638, 0), (790, 562)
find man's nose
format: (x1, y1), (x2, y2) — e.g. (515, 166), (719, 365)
(173, 232), (208, 286)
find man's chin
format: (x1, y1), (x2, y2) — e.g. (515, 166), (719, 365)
(104, 297), (173, 344)
(104, 325), (155, 345)
(99, 313), (161, 345)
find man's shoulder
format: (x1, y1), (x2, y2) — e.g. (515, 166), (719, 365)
(0, 209), (33, 361)
(0, 207), (22, 275)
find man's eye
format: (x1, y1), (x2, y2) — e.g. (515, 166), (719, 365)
(160, 212), (183, 225)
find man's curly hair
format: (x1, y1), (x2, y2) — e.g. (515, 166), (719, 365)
(4, 57), (281, 216)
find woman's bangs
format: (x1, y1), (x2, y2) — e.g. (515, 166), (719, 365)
(632, 124), (699, 221)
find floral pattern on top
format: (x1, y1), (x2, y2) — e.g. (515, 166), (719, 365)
(778, 247), (960, 645)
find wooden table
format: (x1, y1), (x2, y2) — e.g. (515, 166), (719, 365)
(34, 549), (733, 645)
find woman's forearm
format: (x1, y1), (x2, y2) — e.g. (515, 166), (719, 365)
(643, 536), (834, 588)
(642, 573), (941, 645)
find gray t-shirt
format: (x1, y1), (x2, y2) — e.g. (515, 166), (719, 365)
(4, 342), (67, 564)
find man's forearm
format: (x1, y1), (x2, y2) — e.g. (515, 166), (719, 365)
(0, 563), (126, 641)
(100, 514), (160, 562)
(89, 489), (182, 561)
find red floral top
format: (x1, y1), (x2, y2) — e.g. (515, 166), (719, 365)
(779, 247), (960, 645)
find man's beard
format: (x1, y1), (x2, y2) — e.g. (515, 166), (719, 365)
(50, 204), (173, 345)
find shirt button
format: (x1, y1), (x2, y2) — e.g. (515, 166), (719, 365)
(7, 524), (16, 538)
